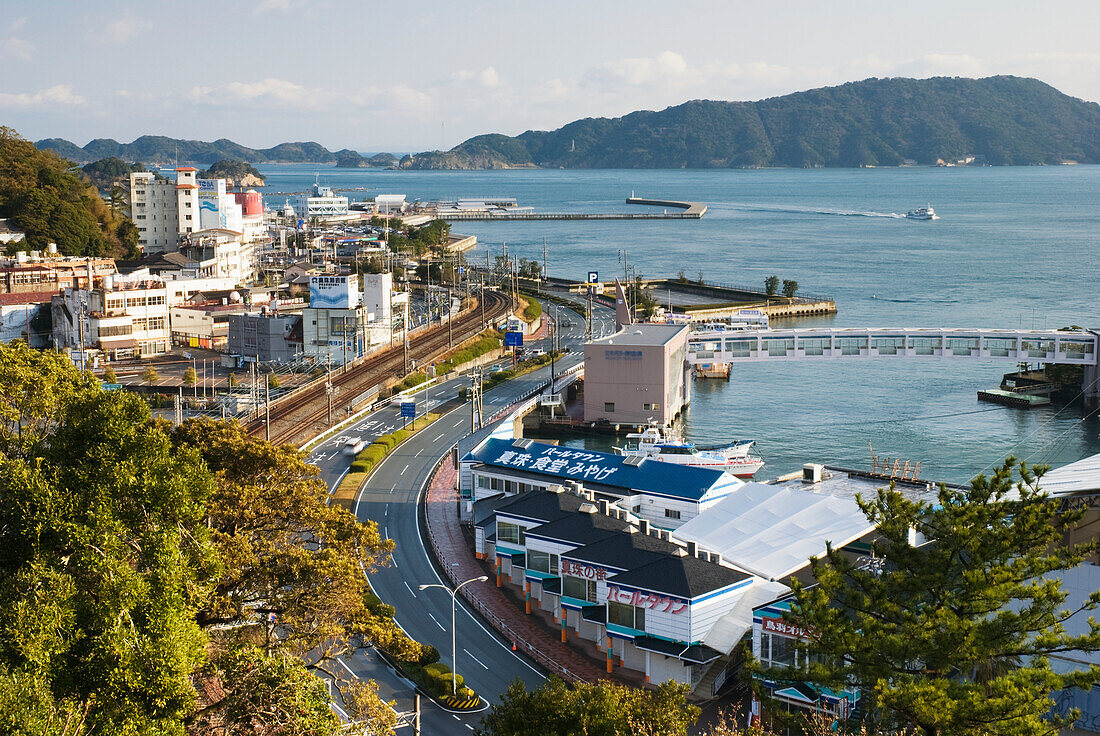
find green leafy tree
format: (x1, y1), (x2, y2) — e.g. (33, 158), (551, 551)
(764, 275), (780, 296)
(183, 366), (197, 387)
(266, 371), (281, 389)
(141, 365), (159, 384)
(168, 420), (420, 711)
(764, 459), (1100, 736)
(781, 279), (799, 298)
(227, 372), (239, 389)
(476, 677), (699, 736)
(102, 366), (117, 384)
(0, 342), (216, 734)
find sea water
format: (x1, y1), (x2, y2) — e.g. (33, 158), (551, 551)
(256, 164), (1100, 482)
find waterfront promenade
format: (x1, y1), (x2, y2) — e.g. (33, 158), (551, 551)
(436, 196), (707, 221)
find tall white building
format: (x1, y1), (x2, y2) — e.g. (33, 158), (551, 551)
(130, 168), (262, 256)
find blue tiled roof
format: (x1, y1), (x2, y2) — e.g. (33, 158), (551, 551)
(465, 438), (731, 501)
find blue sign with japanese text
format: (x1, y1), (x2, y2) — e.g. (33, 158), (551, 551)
(504, 331), (523, 348)
(400, 401), (416, 419)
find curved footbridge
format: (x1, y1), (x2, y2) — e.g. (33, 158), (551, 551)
(687, 326), (1100, 400)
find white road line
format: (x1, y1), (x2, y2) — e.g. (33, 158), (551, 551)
(453, 715), (460, 721)
(384, 525), (388, 538)
(428, 612), (446, 630)
(404, 581), (415, 595)
(415, 448), (424, 456)
(329, 467), (350, 494)
(452, 420), (463, 428)
(401, 464), (409, 475)
(434, 433), (445, 441)
(336, 657), (358, 678)
(466, 725), (474, 731)
(390, 484), (397, 492)
(464, 649), (489, 669)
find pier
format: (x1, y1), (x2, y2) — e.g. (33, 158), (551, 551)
(434, 196), (707, 221)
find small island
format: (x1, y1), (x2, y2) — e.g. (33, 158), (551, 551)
(198, 159), (265, 187)
(335, 149), (400, 168)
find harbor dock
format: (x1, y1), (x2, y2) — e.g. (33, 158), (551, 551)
(434, 196), (707, 220)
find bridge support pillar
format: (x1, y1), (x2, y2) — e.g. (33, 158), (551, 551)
(1083, 362), (1100, 409)
(1084, 331), (1100, 409)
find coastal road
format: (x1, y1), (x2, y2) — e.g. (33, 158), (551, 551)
(304, 299), (613, 732)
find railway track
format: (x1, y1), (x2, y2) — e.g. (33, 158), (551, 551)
(245, 289), (513, 446)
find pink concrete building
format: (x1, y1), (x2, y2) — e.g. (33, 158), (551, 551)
(583, 323), (690, 427)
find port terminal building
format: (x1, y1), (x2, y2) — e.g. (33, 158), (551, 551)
(583, 323), (690, 427)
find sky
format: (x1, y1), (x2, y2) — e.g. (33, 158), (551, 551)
(3, 0), (1100, 152)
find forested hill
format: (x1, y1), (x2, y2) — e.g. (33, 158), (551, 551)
(400, 76), (1100, 169)
(34, 136), (343, 165)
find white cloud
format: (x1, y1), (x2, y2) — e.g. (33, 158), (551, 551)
(253, 0), (306, 14)
(0, 36), (34, 61)
(587, 51), (690, 88)
(104, 10), (152, 43)
(7, 17), (26, 33)
(0, 84), (85, 108)
(478, 67), (501, 88)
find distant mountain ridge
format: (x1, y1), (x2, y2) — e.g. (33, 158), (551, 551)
(34, 135), (400, 167)
(400, 76), (1100, 169)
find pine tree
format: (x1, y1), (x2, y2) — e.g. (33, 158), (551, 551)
(764, 459), (1100, 736)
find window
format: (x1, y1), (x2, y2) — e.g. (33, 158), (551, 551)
(608, 601), (645, 630)
(642, 402), (660, 411)
(562, 576), (597, 603)
(527, 550), (559, 575)
(762, 633), (797, 668)
(604, 402), (615, 412)
(497, 521), (525, 545)
(665, 508), (681, 520)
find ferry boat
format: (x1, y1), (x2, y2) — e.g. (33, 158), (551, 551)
(905, 205), (938, 220)
(616, 426), (765, 478)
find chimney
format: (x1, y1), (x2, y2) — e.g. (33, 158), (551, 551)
(598, 499), (609, 515)
(686, 541), (697, 558)
(638, 519), (650, 535)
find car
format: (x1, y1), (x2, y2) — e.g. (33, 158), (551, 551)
(489, 365), (504, 374)
(530, 349), (545, 357)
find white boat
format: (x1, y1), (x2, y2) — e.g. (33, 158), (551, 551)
(617, 426), (764, 479)
(905, 204), (938, 220)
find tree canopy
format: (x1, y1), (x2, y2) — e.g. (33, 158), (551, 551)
(0, 342), (412, 736)
(476, 677), (700, 736)
(1, 128), (138, 257)
(760, 460), (1100, 736)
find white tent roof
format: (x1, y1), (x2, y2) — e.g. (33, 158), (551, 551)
(1035, 452), (1100, 498)
(702, 579), (792, 654)
(672, 482), (873, 581)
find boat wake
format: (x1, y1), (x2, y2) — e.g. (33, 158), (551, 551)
(722, 203), (906, 219)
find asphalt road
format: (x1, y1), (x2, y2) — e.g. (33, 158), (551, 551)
(304, 294), (616, 732)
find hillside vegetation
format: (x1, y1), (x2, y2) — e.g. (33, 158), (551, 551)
(0, 127), (138, 257)
(400, 76), (1100, 169)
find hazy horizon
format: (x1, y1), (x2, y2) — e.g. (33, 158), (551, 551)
(4, 1), (1100, 151)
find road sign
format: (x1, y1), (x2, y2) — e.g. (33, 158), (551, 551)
(400, 401), (416, 419)
(504, 331), (523, 348)
(101, 383), (122, 391)
(588, 271), (598, 283)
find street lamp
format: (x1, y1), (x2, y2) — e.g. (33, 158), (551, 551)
(419, 574), (488, 696)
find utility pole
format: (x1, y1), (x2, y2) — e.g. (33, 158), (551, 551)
(479, 275), (485, 329)
(447, 287), (453, 347)
(264, 374), (271, 442)
(77, 303), (86, 372)
(541, 236), (547, 294)
(342, 315), (348, 373)
(470, 369), (483, 433)
(403, 295), (410, 376)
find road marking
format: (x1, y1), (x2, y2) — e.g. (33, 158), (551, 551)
(466, 725), (474, 731)
(384, 525), (388, 538)
(404, 581), (415, 595)
(336, 657), (357, 678)
(329, 467), (350, 494)
(390, 484), (397, 492)
(401, 464), (409, 475)
(434, 433), (445, 441)
(415, 448), (424, 456)
(452, 420), (463, 428)
(464, 649), (489, 669)
(428, 612), (445, 630)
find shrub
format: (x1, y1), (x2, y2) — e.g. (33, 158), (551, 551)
(457, 686), (475, 699)
(418, 645), (440, 666)
(350, 460), (367, 473)
(391, 429), (409, 444)
(424, 663), (449, 678)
